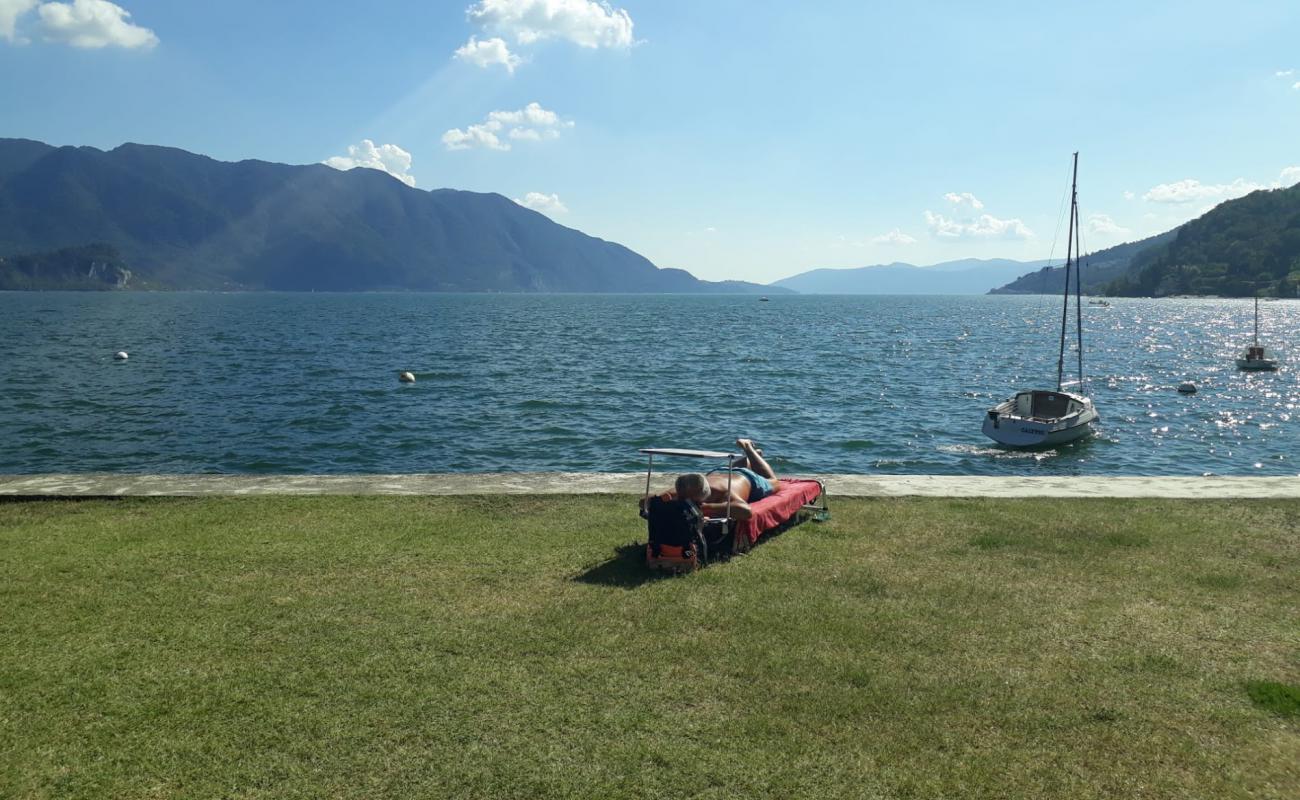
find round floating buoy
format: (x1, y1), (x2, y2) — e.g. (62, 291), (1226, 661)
(113, 351), (129, 361)
(399, 371), (415, 383)
(1177, 381), (1197, 394)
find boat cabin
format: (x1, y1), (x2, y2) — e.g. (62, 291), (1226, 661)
(1013, 390), (1078, 421)
(1245, 345), (1267, 361)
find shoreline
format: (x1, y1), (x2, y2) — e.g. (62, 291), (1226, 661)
(4, 472), (1300, 498)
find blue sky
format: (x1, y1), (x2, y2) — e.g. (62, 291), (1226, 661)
(2, 0), (1299, 282)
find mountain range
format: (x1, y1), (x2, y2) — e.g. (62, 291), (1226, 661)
(0, 138), (776, 293)
(772, 258), (1052, 294)
(4, 137), (1294, 297)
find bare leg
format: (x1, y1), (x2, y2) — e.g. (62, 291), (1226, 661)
(736, 438), (780, 491)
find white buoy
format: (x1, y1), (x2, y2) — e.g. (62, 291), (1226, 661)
(399, 371), (415, 383)
(1177, 381), (1197, 394)
(113, 351), (129, 361)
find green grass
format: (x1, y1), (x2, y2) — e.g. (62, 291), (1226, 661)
(1, 495), (1298, 799)
(1247, 681), (1300, 718)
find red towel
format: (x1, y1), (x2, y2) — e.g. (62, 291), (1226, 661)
(734, 479), (823, 545)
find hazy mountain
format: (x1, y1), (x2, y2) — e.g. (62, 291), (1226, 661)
(770, 258), (1052, 294)
(0, 138), (776, 293)
(989, 229), (1179, 295)
(1105, 184), (1300, 297)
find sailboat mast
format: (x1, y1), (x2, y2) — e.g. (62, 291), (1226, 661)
(1057, 152), (1079, 393)
(1254, 294), (1260, 346)
(1075, 175), (1085, 396)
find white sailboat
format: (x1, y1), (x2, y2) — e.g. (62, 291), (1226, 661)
(1236, 295), (1278, 371)
(983, 152), (1098, 448)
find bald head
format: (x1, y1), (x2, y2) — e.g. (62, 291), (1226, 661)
(674, 472), (711, 502)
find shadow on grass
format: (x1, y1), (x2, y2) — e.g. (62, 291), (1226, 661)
(0, 495), (126, 505)
(574, 513), (825, 589)
(573, 543), (672, 589)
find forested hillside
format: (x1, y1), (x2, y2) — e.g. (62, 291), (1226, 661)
(1106, 184), (1300, 297)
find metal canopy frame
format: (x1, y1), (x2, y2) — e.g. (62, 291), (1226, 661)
(639, 447), (739, 525)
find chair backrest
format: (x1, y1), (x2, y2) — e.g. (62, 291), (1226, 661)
(644, 496), (704, 548)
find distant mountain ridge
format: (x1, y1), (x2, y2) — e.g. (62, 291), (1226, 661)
(771, 258), (1052, 294)
(0, 138), (777, 293)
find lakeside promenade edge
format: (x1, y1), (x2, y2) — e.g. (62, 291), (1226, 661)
(3, 473), (1300, 498)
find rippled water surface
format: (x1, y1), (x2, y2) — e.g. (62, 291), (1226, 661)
(2, 292), (1298, 475)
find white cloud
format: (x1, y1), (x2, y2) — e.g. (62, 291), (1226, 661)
(488, 102), (566, 127)
(0, 0), (37, 42)
(1143, 177), (1266, 203)
(508, 127), (544, 141)
(453, 35), (521, 72)
(943, 191), (984, 210)
(37, 0), (156, 49)
(1293, 81), (1300, 91)
(442, 102), (573, 151)
(323, 140), (416, 187)
(924, 192), (1031, 240)
(1142, 165), (1300, 204)
(1278, 69), (1295, 77)
(872, 228), (917, 245)
(1122, 190), (1135, 201)
(924, 210), (1033, 240)
(441, 125), (507, 151)
(1088, 213), (1130, 237)
(467, 0), (634, 49)
(514, 191), (568, 216)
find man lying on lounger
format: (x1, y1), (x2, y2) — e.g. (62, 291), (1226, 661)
(644, 438), (782, 521)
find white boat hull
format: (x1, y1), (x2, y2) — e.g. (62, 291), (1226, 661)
(982, 390), (1098, 448)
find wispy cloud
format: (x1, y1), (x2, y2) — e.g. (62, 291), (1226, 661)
(2, 0), (156, 47)
(1143, 166), (1300, 203)
(323, 140), (416, 187)
(454, 0), (635, 71)
(442, 102), (574, 151)
(454, 35), (521, 72)
(1277, 69), (1295, 77)
(871, 228), (917, 245)
(942, 192), (984, 210)
(514, 191), (568, 216)
(925, 211), (1032, 240)
(923, 192), (1031, 240)
(468, 0), (634, 48)
(0, 0), (37, 42)
(1088, 213), (1130, 237)
(37, 0), (156, 49)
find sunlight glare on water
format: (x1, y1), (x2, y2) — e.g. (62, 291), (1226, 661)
(0, 292), (1296, 475)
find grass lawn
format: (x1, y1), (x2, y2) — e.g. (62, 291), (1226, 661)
(1, 495), (1298, 799)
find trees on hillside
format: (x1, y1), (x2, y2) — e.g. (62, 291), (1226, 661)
(1107, 185), (1300, 297)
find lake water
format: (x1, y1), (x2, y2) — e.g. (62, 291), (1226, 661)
(1, 292), (1297, 476)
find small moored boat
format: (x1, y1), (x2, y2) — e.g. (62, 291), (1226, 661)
(1236, 295), (1278, 371)
(983, 389), (1098, 447)
(984, 152), (1098, 448)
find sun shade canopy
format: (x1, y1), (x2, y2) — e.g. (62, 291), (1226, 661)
(639, 448), (737, 459)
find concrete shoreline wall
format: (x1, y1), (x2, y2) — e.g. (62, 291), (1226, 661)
(3, 473), (1300, 498)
